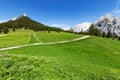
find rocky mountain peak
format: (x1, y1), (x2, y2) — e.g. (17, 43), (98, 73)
(95, 13), (120, 37)
(96, 13), (116, 23)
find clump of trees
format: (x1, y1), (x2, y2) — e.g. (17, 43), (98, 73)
(118, 37), (120, 41)
(2, 27), (9, 34)
(0, 24), (9, 34)
(88, 24), (120, 41)
(88, 24), (101, 36)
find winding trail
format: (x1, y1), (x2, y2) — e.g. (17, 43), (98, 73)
(32, 33), (40, 42)
(0, 35), (90, 51)
(0, 34), (8, 37)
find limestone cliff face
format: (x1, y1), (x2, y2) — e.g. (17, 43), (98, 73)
(95, 13), (120, 37)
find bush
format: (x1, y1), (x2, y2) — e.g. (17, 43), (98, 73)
(118, 37), (120, 41)
(2, 27), (9, 34)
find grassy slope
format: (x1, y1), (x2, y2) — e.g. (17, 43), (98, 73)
(0, 29), (81, 47)
(35, 32), (81, 43)
(0, 36), (120, 80)
(0, 31), (30, 48)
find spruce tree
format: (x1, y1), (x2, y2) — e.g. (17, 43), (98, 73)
(89, 24), (96, 36)
(94, 28), (101, 36)
(0, 27), (2, 33)
(118, 37), (120, 41)
(107, 30), (112, 38)
(102, 32), (107, 38)
(89, 24), (101, 36)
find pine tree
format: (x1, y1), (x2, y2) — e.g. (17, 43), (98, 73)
(89, 24), (96, 36)
(102, 32), (107, 38)
(89, 24), (101, 36)
(0, 27), (2, 33)
(107, 30), (112, 38)
(94, 28), (101, 36)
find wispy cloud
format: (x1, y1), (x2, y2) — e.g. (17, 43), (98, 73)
(115, 0), (120, 10)
(112, 0), (120, 16)
(0, 19), (7, 23)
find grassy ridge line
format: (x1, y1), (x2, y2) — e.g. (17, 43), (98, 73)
(0, 35), (90, 51)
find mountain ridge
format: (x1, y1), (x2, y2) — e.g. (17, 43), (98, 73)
(72, 13), (120, 37)
(95, 13), (120, 37)
(0, 14), (63, 32)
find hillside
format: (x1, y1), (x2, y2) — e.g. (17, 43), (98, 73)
(0, 29), (81, 48)
(0, 35), (120, 80)
(0, 14), (63, 33)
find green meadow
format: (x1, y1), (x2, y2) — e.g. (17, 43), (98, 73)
(0, 32), (120, 80)
(0, 29), (81, 48)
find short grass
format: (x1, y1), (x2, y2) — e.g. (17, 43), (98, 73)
(1, 36), (120, 80)
(0, 29), (81, 48)
(35, 31), (81, 42)
(0, 31), (30, 48)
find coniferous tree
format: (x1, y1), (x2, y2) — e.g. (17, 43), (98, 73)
(12, 28), (16, 31)
(89, 24), (101, 36)
(89, 24), (96, 36)
(102, 32), (107, 38)
(94, 28), (101, 36)
(107, 30), (112, 38)
(118, 37), (120, 41)
(0, 26), (2, 33)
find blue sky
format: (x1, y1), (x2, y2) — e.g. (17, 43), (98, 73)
(0, 0), (119, 28)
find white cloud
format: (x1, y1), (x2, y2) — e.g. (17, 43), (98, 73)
(0, 19), (7, 23)
(112, 0), (120, 15)
(51, 24), (70, 30)
(73, 22), (91, 32)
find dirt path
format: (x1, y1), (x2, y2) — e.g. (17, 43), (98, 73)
(0, 35), (90, 51)
(32, 33), (40, 42)
(0, 34), (8, 37)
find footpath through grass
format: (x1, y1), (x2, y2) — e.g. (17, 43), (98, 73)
(35, 31), (82, 43)
(0, 36), (120, 80)
(0, 29), (81, 48)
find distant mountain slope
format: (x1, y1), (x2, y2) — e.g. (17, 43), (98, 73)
(0, 14), (63, 32)
(72, 13), (120, 37)
(72, 22), (91, 32)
